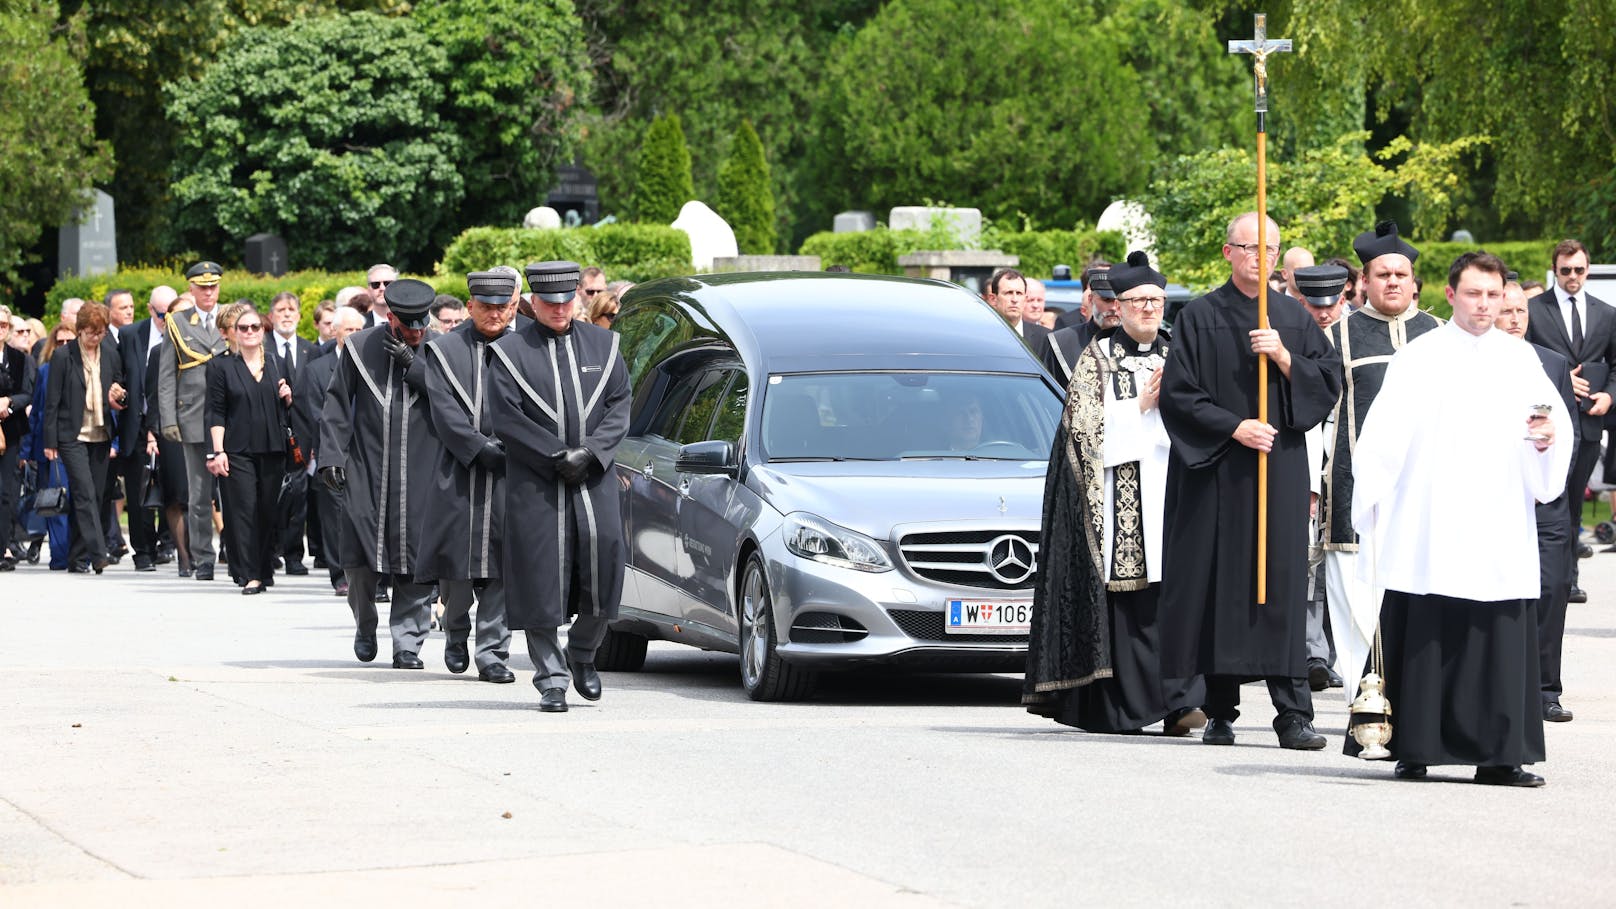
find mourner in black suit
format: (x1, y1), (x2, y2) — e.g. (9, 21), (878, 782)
(0, 318), (36, 570)
(269, 293), (318, 574)
(117, 314), (161, 570)
(42, 303), (127, 573)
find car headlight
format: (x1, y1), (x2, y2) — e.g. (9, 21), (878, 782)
(783, 512), (893, 573)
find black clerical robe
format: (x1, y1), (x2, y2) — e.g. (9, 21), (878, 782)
(417, 325), (509, 582)
(1158, 281), (1343, 679)
(318, 327), (438, 574)
(487, 321), (630, 631)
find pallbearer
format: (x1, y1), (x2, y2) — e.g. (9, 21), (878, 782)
(416, 271), (518, 684)
(318, 279), (439, 668)
(1024, 252), (1206, 735)
(487, 262), (632, 713)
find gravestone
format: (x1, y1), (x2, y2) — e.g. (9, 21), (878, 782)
(58, 189), (117, 277)
(711, 255), (822, 273)
(897, 250), (1018, 296)
(889, 206), (982, 247)
(523, 206), (562, 230)
(671, 201), (738, 272)
(545, 164), (600, 226)
(245, 233), (289, 276)
(834, 211), (875, 233)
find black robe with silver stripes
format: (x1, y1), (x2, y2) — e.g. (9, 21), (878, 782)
(317, 326), (439, 574)
(416, 324), (510, 582)
(487, 320), (631, 630)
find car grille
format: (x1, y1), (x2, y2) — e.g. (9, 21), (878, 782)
(897, 529), (1040, 591)
(888, 609), (1031, 644)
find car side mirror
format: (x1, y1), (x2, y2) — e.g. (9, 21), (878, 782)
(676, 440), (737, 477)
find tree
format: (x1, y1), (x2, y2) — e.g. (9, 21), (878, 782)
(0, 1), (113, 302)
(715, 120), (777, 254)
(414, 0), (592, 232)
(632, 113), (694, 224)
(163, 12), (463, 271)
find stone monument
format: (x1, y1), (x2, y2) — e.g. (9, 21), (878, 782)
(58, 189), (117, 277)
(834, 211), (876, 233)
(523, 206), (562, 230)
(671, 201), (738, 272)
(889, 206), (982, 247)
(245, 233), (289, 277)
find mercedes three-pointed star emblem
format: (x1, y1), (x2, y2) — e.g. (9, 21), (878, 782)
(987, 534), (1036, 585)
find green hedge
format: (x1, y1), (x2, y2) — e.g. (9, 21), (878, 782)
(797, 225), (1125, 277)
(1412, 240), (1557, 320)
(437, 224), (692, 282)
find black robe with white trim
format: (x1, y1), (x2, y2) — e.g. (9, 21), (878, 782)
(487, 320), (631, 630)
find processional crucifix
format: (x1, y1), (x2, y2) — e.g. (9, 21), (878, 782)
(1229, 14), (1290, 605)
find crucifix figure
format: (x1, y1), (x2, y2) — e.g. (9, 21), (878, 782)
(1228, 13), (1291, 116)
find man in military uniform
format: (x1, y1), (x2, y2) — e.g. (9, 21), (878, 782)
(156, 261), (228, 580)
(1321, 223), (1443, 692)
(487, 261), (632, 712)
(318, 280), (439, 667)
(1042, 267), (1115, 388)
(416, 271), (517, 684)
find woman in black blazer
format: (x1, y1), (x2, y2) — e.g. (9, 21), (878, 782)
(41, 302), (127, 573)
(205, 309), (292, 594)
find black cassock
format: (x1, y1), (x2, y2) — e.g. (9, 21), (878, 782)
(487, 321), (630, 630)
(416, 325), (508, 582)
(318, 327), (438, 574)
(1158, 282), (1342, 679)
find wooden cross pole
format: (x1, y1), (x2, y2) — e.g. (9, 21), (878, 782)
(1229, 13), (1290, 605)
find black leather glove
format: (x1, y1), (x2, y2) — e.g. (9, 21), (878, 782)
(554, 447), (593, 485)
(319, 464), (346, 492)
(380, 331), (416, 370)
(474, 438), (505, 471)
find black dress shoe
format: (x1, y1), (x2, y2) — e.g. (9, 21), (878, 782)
(354, 632), (378, 663)
(0, 557), (15, 572)
(155, 547), (175, 565)
(313, 557), (329, 569)
(134, 556), (156, 572)
(374, 587), (390, 603)
(1474, 765), (1545, 788)
(1394, 761), (1428, 780)
(1202, 718), (1236, 745)
(1544, 702), (1574, 722)
(569, 660), (602, 701)
(68, 564), (91, 574)
(1277, 719), (1327, 750)
(539, 687), (568, 712)
(392, 651), (424, 670)
(1162, 707), (1207, 736)
(1327, 666), (1344, 688)
(1307, 659), (1330, 692)
(334, 581), (349, 596)
(478, 664), (516, 684)
(92, 556), (110, 574)
(1577, 542), (1594, 559)
(242, 583), (265, 596)
(285, 561), (309, 576)
(26, 540), (42, 564)
(444, 642), (470, 674)
(1568, 587), (1588, 603)
(194, 566), (215, 581)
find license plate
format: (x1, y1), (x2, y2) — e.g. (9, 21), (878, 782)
(945, 598), (1032, 634)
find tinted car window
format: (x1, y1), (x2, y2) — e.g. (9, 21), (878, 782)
(646, 368), (705, 440)
(673, 368), (731, 446)
(709, 371), (748, 447)
(761, 372), (1059, 461)
(615, 302), (694, 389)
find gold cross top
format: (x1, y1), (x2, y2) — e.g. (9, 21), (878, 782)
(1228, 13), (1291, 113)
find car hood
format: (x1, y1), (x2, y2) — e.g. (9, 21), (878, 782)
(748, 460), (1047, 540)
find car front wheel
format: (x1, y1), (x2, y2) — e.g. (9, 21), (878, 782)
(738, 553), (817, 702)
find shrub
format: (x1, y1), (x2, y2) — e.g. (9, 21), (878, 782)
(715, 120), (777, 254)
(1412, 240), (1555, 320)
(633, 113), (695, 224)
(437, 224), (692, 280)
(798, 224), (1124, 277)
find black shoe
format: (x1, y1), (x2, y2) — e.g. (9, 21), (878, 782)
(1163, 707), (1207, 737)
(26, 540), (42, 564)
(539, 687), (568, 712)
(0, 557), (14, 572)
(444, 642), (470, 674)
(242, 583), (264, 596)
(1307, 659), (1330, 692)
(1327, 666), (1344, 688)
(1568, 587), (1588, 603)
(68, 563), (91, 574)
(374, 587), (390, 603)
(569, 660), (602, 701)
(155, 546), (175, 565)
(134, 556), (156, 572)
(1277, 718), (1327, 750)
(1474, 765), (1545, 788)
(334, 581), (349, 597)
(1394, 761), (1428, 780)
(1577, 542), (1594, 559)
(1202, 718), (1236, 745)
(286, 561), (308, 576)
(354, 632), (377, 663)
(91, 556), (110, 574)
(392, 651), (424, 670)
(194, 566), (214, 581)
(478, 664), (516, 684)
(1544, 702), (1574, 722)
(312, 557), (329, 569)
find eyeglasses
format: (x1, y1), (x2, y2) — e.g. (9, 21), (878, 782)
(11, 325), (31, 334)
(1119, 295), (1166, 311)
(603, 311), (619, 323)
(369, 280), (392, 289)
(1229, 243), (1280, 257)
(1559, 266), (1587, 276)
(236, 323), (264, 332)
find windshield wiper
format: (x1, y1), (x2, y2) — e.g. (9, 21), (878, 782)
(770, 456), (889, 463)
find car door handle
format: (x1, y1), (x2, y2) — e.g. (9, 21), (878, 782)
(642, 462), (654, 479)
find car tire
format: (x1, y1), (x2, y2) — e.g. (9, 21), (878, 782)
(738, 553), (817, 702)
(595, 628), (649, 672)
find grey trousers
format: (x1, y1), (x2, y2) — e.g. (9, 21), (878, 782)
(441, 579), (512, 670)
(524, 614), (610, 691)
(180, 441), (216, 570)
(1305, 559), (1336, 665)
(346, 564), (433, 657)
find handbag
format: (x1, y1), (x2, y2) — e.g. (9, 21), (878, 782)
(33, 460), (68, 518)
(141, 453), (164, 509)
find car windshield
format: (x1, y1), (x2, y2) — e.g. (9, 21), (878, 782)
(761, 372), (1060, 462)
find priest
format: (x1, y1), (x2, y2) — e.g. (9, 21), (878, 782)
(1349, 252), (1568, 786)
(487, 261), (631, 713)
(1158, 212), (1342, 750)
(1024, 252), (1205, 735)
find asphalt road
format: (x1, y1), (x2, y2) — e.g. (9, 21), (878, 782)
(2, 554), (1613, 907)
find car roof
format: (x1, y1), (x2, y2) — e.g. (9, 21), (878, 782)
(625, 272), (1045, 374)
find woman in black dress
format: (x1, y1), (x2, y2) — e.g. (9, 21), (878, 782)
(205, 309), (292, 594)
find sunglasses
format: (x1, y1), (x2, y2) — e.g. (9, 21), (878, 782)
(581, 288), (601, 297)
(236, 323), (264, 332)
(1559, 266), (1587, 276)
(603, 311), (619, 323)
(369, 280), (393, 289)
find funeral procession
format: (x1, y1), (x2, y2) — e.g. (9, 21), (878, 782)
(4, 3), (1614, 906)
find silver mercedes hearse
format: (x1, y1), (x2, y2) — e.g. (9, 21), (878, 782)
(599, 273), (1063, 700)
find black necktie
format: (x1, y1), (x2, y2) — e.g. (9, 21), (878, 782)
(1571, 296), (1583, 349)
(281, 340), (291, 364)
